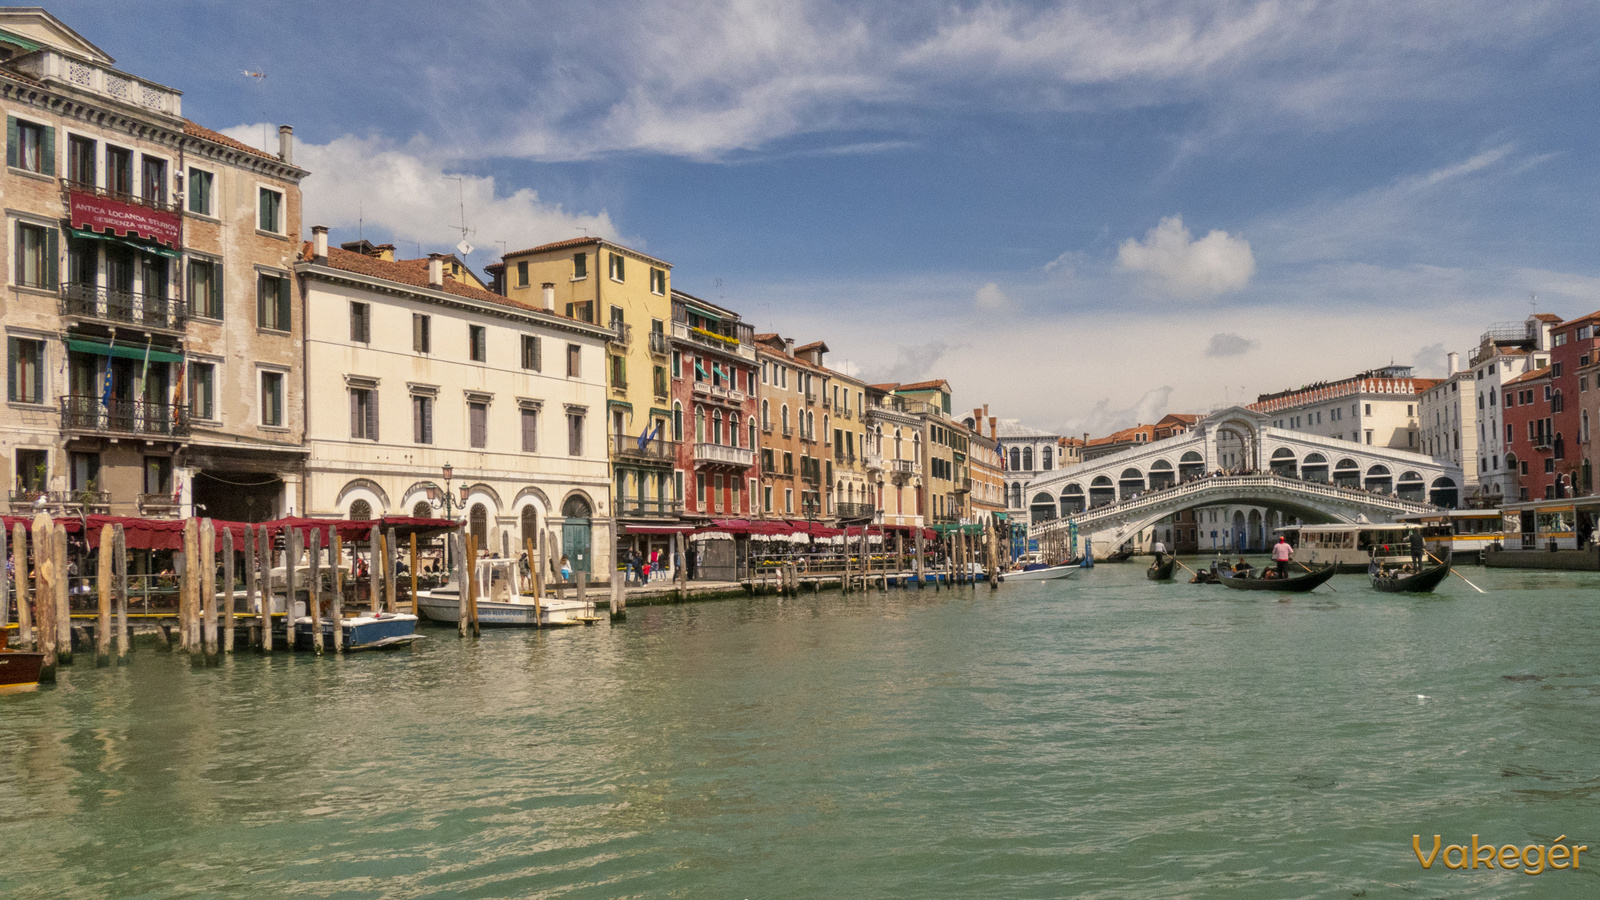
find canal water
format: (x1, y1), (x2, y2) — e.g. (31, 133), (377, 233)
(3, 562), (1599, 899)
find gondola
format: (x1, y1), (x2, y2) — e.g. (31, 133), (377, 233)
(1146, 554), (1176, 581)
(1103, 548), (1135, 563)
(1371, 550), (1452, 594)
(1217, 562), (1336, 592)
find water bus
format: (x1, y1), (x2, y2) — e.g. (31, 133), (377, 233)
(1396, 509), (1508, 556)
(1274, 523), (1421, 572)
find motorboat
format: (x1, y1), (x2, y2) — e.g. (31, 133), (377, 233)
(1004, 563), (1080, 582)
(416, 557), (596, 627)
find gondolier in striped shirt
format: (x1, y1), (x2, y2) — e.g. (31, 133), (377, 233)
(1271, 536), (1293, 579)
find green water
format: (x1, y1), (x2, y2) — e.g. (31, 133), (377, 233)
(3, 563), (1599, 899)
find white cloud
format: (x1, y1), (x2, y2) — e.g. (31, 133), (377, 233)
(974, 282), (1011, 310)
(1117, 215), (1255, 298)
(222, 125), (619, 261)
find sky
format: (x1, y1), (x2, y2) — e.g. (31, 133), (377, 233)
(48, 0), (1600, 436)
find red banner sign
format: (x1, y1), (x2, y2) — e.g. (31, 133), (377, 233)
(69, 191), (181, 248)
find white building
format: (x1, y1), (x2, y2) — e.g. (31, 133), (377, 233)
(997, 419), (1077, 520)
(295, 228), (614, 575)
(1465, 316), (1555, 504)
(1251, 365), (1434, 451)
(1417, 357), (1477, 495)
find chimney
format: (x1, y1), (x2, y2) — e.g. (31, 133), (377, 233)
(1446, 351), (1459, 375)
(784, 337), (795, 357)
(277, 125), (294, 164)
(541, 282), (555, 312)
(988, 416), (997, 439)
(427, 253), (444, 288)
(311, 225), (328, 263)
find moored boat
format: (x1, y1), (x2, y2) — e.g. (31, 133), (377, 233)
(287, 611), (421, 650)
(1004, 563), (1080, 582)
(1217, 563), (1337, 592)
(1371, 550), (1453, 594)
(416, 557), (596, 627)
(0, 647), (46, 693)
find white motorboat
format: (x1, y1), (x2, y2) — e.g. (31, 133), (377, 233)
(415, 557), (596, 627)
(1003, 564), (1080, 582)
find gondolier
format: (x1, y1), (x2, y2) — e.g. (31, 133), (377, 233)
(1151, 538), (1166, 561)
(1271, 536), (1293, 579)
(1409, 529), (1424, 568)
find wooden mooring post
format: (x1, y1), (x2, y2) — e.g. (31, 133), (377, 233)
(223, 526), (237, 653)
(285, 526), (301, 652)
(256, 525), (272, 653)
(331, 531), (345, 653)
(608, 518), (624, 619)
(454, 530), (468, 638)
(409, 533), (419, 615)
(308, 528), (324, 655)
(386, 527), (400, 614)
(201, 518), (218, 665)
(32, 514), (56, 680)
(114, 524), (129, 662)
(466, 533), (481, 636)
(914, 527), (925, 588)
(96, 523), (113, 666)
(0, 522), (8, 648)
(10, 522), (29, 650)
(53, 522), (70, 665)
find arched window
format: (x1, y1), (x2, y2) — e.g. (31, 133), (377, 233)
(1009, 447), (1021, 470)
(712, 409), (723, 444)
(349, 499), (371, 520)
(469, 503), (488, 542)
(673, 402), (684, 441)
(412, 501), (433, 519)
(1022, 447), (1034, 470)
(823, 415), (830, 442)
(1584, 410), (1591, 445)
(561, 494), (592, 518)
(748, 417), (757, 450)
(782, 405), (790, 430)
(520, 506), (538, 546)
(761, 399), (770, 427)
(696, 407), (706, 443)
(1042, 446), (1053, 470)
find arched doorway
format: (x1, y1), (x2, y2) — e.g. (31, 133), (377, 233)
(1118, 468), (1144, 501)
(1059, 484), (1085, 516)
(1030, 492), (1056, 523)
(469, 503), (488, 543)
(1231, 510), (1246, 551)
(1333, 458), (1360, 488)
(1089, 476), (1115, 508)
(520, 506), (538, 549)
(1397, 471), (1425, 501)
(1269, 448), (1297, 478)
(1429, 477), (1458, 508)
(1148, 459), (1174, 490)
(1364, 465), (1392, 494)
(1301, 452), (1329, 483)
(1248, 509), (1263, 550)
(560, 494), (593, 574)
(1179, 451), (1205, 481)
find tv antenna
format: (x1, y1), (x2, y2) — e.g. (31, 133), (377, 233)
(444, 176), (475, 256)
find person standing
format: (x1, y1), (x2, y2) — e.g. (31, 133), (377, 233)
(1151, 538), (1166, 562)
(1409, 529), (1424, 569)
(1271, 536), (1293, 579)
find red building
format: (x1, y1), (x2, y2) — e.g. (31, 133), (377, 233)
(669, 290), (759, 522)
(1502, 366), (1556, 501)
(1547, 311), (1600, 495)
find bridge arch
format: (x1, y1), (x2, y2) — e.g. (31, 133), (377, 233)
(1365, 464), (1392, 494)
(1301, 452), (1329, 483)
(1269, 447), (1297, 478)
(1060, 483), (1084, 516)
(1397, 470), (1425, 501)
(1430, 476), (1458, 508)
(1334, 457), (1360, 488)
(1030, 491), (1056, 523)
(1090, 475), (1115, 508)
(1148, 458), (1174, 490)
(1118, 468), (1145, 500)
(1179, 450), (1205, 481)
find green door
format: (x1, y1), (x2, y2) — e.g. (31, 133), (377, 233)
(562, 519), (592, 574)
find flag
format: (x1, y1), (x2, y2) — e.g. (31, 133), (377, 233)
(636, 423), (651, 450)
(172, 361), (184, 413)
(139, 340), (152, 385)
(100, 335), (115, 408)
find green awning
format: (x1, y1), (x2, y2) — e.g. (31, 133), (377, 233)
(932, 523), (984, 536)
(687, 306), (723, 322)
(66, 338), (184, 364)
(650, 407), (674, 420)
(993, 512), (1009, 522)
(607, 399), (633, 411)
(0, 29), (41, 52)
(69, 226), (182, 259)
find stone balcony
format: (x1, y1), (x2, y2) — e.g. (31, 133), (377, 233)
(16, 50), (183, 121)
(694, 442), (754, 468)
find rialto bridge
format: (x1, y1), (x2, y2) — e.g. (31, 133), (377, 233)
(1024, 406), (1463, 556)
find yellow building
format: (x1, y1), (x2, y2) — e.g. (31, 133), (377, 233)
(493, 238), (677, 548)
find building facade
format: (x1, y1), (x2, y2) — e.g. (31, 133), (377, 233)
(865, 386), (924, 528)
(671, 290), (757, 527)
(1251, 365), (1436, 451)
(1, 9), (307, 522)
(295, 232), (613, 572)
(1465, 317), (1552, 503)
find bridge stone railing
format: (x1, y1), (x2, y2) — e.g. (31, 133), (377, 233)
(1035, 472), (1442, 540)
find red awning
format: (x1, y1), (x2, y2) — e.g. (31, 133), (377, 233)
(623, 523), (696, 534)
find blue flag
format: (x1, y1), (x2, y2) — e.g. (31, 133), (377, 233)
(100, 345), (114, 408)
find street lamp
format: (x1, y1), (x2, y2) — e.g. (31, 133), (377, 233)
(424, 462), (468, 571)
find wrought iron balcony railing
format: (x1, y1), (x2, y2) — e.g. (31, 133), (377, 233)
(61, 282), (187, 331)
(615, 498), (684, 518)
(60, 395), (187, 437)
(612, 433), (677, 463)
(648, 331), (669, 355)
(834, 501), (876, 521)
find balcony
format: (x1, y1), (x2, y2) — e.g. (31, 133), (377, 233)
(61, 282), (187, 332)
(955, 477), (973, 494)
(694, 442), (755, 468)
(862, 452), (883, 470)
(616, 498), (684, 518)
(692, 380), (747, 405)
(782, 424), (794, 438)
(821, 394), (831, 408)
(929, 512), (960, 525)
(16, 51), (183, 121)
(60, 395), (187, 437)
(839, 407), (853, 420)
(835, 501), (875, 521)
(804, 391), (817, 406)
(671, 320), (756, 361)
(612, 433), (677, 464)
(762, 421), (773, 434)
(608, 321), (632, 348)
(138, 493), (181, 517)
(9, 489), (111, 515)
(648, 331), (669, 356)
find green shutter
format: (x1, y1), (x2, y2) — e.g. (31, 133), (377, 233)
(5, 117), (15, 169)
(277, 276), (291, 329)
(259, 190), (269, 230)
(43, 227), (57, 289)
(210, 261), (223, 317)
(6, 337), (16, 403)
(40, 125), (54, 176)
(257, 277), (267, 326)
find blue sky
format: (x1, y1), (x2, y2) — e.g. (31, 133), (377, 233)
(50, 1), (1600, 434)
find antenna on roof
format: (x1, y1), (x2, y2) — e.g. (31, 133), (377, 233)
(444, 176), (475, 256)
(1530, 291), (1538, 314)
(495, 240), (507, 261)
(358, 202), (363, 241)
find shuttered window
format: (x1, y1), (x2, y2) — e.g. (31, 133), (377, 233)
(413, 395), (433, 444)
(350, 388), (378, 440)
(187, 258), (223, 319)
(258, 188), (283, 233)
(257, 273), (291, 330)
(413, 314), (430, 353)
(469, 401), (488, 448)
(7, 337), (44, 404)
(521, 334), (540, 370)
(6, 116), (55, 175)
(350, 301), (370, 343)
(13, 222), (58, 289)
(469, 325), (486, 362)
(521, 407), (538, 452)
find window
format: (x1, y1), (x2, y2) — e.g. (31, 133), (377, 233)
(654, 364), (668, 397)
(572, 252), (587, 279)
(671, 350), (681, 379)
(350, 302), (371, 343)
(521, 407), (538, 452)
(608, 253), (625, 282)
(610, 353), (626, 389)
(673, 402), (684, 441)
(350, 387), (378, 440)
(260, 371), (285, 426)
(413, 395), (433, 444)
(187, 258), (222, 319)
(696, 473), (706, 505)
(141, 156), (167, 206)
(1553, 362), (1564, 378)
(469, 401), (488, 448)
(764, 485), (773, 512)
(13, 222), (57, 290)
(257, 273), (291, 330)
(8, 117), (53, 175)
(567, 410), (585, 455)
(188, 168), (213, 215)
(7, 336), (44, 404)
(258, 187), (283, 233)
(566, 343), (581, 377)
(516, 260), (529, 287)
(413, 314), (431, 353)
(68, 135), (94, 185)
(649, 267), (666, 294)
(465, 325), (487, 362)
(521, 334), (541, 370)
(106, 146), (131, 195)
(189, 361), (215, 420)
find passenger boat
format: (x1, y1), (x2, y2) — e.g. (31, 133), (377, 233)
(1371, 550), (1453, 594)
(1217, 563), (1337, 592)
(1146, 555), (1176, 581)
(1273, 524), (1420, 572)
(1397, 510), (1506, 556)
(416, 557), (595, 627)
(0, 645), (45, 692)
(1003, 563), (1080, 582)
